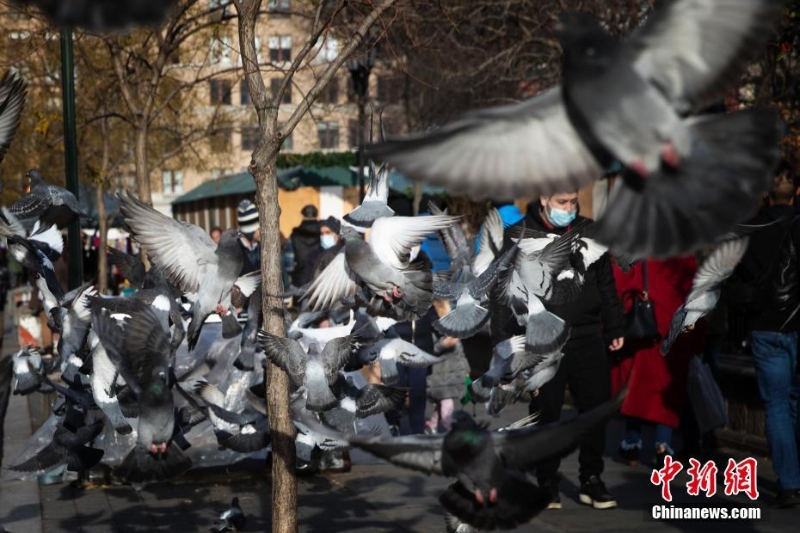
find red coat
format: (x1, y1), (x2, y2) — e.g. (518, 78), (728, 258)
(610, 258), (706, 428)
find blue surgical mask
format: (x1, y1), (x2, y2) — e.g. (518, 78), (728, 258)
(548, 205), (577, 227)
(320, 234), (337, 249)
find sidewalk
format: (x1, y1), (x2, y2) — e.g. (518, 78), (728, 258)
(1, 311), (798, 531)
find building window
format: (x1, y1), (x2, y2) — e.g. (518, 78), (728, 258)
(270, 78), (291, 104)
(268, 0), (290, 12)
(210, 80), (232, 105)
(162, 170), (183, 194)
(318, 78), (338, 105)
(240, 83), (251, 106)
(377, 75), (403, 104)
(210, 35), (232, 65)
(269, 35), (292, 62)
(314, 35), (339, 64)
(241, 125), (259, 151)
(318, 121), (339, 150)
(210, 128), (233, 153)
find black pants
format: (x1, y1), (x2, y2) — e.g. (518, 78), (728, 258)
(529, 332), (611, 485)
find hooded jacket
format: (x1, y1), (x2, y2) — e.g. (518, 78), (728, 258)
(290, 219), (320, 286)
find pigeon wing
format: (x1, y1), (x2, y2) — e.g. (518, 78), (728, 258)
(628, 0), (783, 113)
(117, 190), (218, 294)
(300, 251), (360, 311)
(369, 87), (602, 201)
(472, 208), (504, 276)
(0, 71), (26, 164)
(320, 334), (354, 384)
(370, 214), (459, 270)
(687, 236), (749, 302)
(256, 330), (308, 386)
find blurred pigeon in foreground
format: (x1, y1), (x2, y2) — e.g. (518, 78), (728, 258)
(0, 70), (26, 165)
(661, 236), (749, 355)
(305, 390), (625, 530)
(371, 1), (783, 260)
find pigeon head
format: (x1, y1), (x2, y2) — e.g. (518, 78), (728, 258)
(555, 12), (617, 75)
(25, 169), (43, 187)
(340, 225), (362, 241)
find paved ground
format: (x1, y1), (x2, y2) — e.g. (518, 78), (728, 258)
(2, 308), (800, 532)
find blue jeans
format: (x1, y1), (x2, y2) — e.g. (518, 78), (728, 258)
(622, 417), (674, 455)
(751, 330), (800, 490)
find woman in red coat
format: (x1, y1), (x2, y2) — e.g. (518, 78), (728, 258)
(610, 257), (706, 467)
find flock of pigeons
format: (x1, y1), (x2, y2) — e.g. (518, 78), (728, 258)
(0, 0), (792, 531)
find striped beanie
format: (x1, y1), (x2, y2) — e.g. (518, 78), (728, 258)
(238, 199), (259, 234)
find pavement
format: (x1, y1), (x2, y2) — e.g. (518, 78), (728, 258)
(1, 308), (800, 532)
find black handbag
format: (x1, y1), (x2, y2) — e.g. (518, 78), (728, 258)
(624, 263), (659, 341)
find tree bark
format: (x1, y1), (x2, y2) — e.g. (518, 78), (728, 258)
(97, 184), (108, 294)
(134, 124), (151, 205)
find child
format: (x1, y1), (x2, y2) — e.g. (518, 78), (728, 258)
(425, 298), (471, 434)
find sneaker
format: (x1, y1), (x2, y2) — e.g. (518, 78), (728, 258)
(772, 489), (800, 509)
(539, 475), (562, 510)
(618, 445), (640, 466)
(579, 476), (617, 509)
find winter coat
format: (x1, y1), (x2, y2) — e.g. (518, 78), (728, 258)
(494, 205), (626, 343)
(290, 219), (320, 286)
(427, 333), (470, 402)
(610, 258), (706, 428)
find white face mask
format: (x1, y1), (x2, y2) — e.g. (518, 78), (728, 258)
(320, 234), (337, 249)
(409, 244), (421, 262)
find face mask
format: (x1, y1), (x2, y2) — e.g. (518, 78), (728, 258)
(320, 234), (337, 249)
(547, 204), (577, 227)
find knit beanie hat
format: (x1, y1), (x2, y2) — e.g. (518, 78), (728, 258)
(319, 216), (341, 235)
(238, 199), (259, 234)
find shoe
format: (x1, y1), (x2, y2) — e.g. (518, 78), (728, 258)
(655, 445), (673, 471)
(618, 445), (640, 466)
(772, 489), (800, 509)
(539, 474), (562, 510)
(579, 476), (617, 509)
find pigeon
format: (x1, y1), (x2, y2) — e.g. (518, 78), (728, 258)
(661, 236), (749, 356)
(87, 332), (134, 435)
(11, 170), (92, 228)
(57, 283), (97, 374)
(0, 70), (26, 165)
(233, 286), (263, 371)
(2, 213), (64, 300)
(433, 244), (518, 339)
(257, 330), (354, 412)
(320, 373), (407, 433)
(211, 497), (246, 532)
(11, 347), (47, 395)
(429, 201), (473, 276)
(13, 0), (180, 32)
(92, 304), (192, 483)
(117, 190), (261, 351)
(358, 336), (447, 384)
(468, 336), (526, 403)
(10, 412), (104, 473)
(305, 391), (626, 530)
(344, 159), (395, 228)
(370, 1), (783, 260)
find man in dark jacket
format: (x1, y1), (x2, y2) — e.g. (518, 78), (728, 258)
(733, 165), (800, 508)
(501, 191), (626, 510)
(290, 204), (320, 287)
(307, 216), (343, 280)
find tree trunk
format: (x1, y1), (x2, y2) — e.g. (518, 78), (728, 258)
(252, 146), (297, 532)
(96, 184), (108, 294)
(134, 124), (151, 205)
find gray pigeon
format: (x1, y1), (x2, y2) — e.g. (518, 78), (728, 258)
(429, 201), (473, 276)
(11, 347), (47, 395)
(117, 190), (260, 351)
(0, 70), (26, 165)
(211, 496), (246, 532)
(257, 330), (354, 411)
(371, 1), (783, 260)
(191, 380), (270, 453)
(305, 391), (625, 530)
(11, 169), (92, 228)
(56, 283), (97, 379)
(13, 0), (179, 31)
(10, 412), (104, 473)
(87, 331), (134, 435)
(234, 286), (263, 371)
(358, 336), (447, 384)
(344, 160), (394, 228)
(92, 304), (191, 483)
(661, 236), (749, 356)
(2, 212), (64, 300)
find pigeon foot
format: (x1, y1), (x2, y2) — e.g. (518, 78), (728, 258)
(661, 143), (680, 168)
(628, 159), (649, 177)
(474, 488), (485, 506)
(215, 304), (227, 315)
(489, 487), (498, 504)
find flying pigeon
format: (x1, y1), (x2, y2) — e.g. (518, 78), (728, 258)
(10, 411), (104, 473)
(117, 190), (261, 351)
(233, 286), (263, 371)
(305, 391), (625, 530)
(2, 211), (64, 300)
(11, 347), (48, 395)
(12, 0), (180, 32)
(358, 336), (447, 384)
(92, 304), (191, 483)
(370, 1), (783, 260)
(0, 70), (26, 165)
(257, 330), (355, 411)
(343, 160), (394, 228)
(211, 496), (246, 533)
(661, 236), (749, 355)
(429, 201), (473, 276)
(87, 331), (134, 435)
(11, 169), (92, 228)
(190, 380), (270, 453)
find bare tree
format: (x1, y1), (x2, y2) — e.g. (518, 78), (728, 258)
(232, 0), (397, 528)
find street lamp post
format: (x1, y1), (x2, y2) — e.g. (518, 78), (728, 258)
(348, 51), (375, 203)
